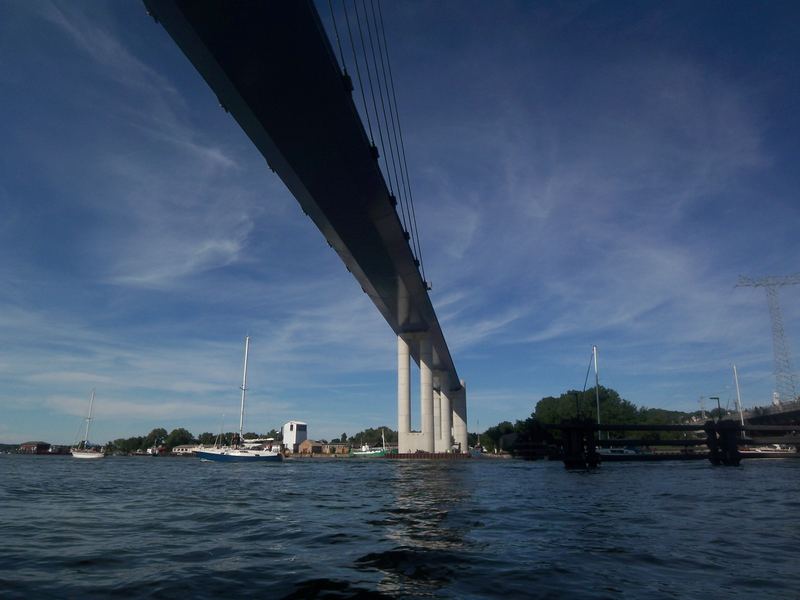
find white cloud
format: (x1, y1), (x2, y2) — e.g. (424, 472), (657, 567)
(1, 2), (798, 445)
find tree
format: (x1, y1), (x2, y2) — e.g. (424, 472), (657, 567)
(144, 428), (168, 449)
(165, 428), (195, 449)
(346, 427), (397, 447)
(482, 421), (515, 451)
(340, 432), (347, 443)
(109, 436), (146, 454)
(535, 393), (585, 424)
(197, 432), (217, 445)
(534, 386), (638, 427)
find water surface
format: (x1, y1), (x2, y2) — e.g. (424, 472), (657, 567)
(1, 455), (798, 598)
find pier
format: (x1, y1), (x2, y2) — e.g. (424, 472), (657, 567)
(548, 420), (799, 469)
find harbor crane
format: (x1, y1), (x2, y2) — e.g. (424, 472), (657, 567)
(737, 273), (800, 404)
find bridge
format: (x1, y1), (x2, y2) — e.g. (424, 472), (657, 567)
(143, 0), (467, 453)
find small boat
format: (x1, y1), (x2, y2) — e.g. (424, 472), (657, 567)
(350, 429), (388, 457)
(196, 336), (282, 463)
(71, 389), (105, 459)
(741, 444), (797, 455)
(597, 447), (638, 456)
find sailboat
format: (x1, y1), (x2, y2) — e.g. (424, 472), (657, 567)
(196, 336), (282, 463)
(350, 428), (388, 457)
(71, 389), (105, 459)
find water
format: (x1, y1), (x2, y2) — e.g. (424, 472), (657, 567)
(1, 455), (798, 599)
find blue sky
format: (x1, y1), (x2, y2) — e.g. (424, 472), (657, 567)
(1, 1), (799, 445)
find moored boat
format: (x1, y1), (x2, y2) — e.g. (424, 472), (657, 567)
(71, 448), (105, 459)
(71, 389), (105, 459)
(198, 336), (282, 463)
(350, 429), (388, 457)
(196, 446), (282, 462)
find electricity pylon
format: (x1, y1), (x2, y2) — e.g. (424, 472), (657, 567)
(737, 274), (800, 404)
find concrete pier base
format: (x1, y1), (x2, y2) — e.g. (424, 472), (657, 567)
(396, 334), (464, 455)
(419, 336), (434, 453)
(397, 335), (411, 453)
(453, 381), (468, 454)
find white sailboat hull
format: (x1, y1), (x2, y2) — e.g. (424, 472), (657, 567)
(71, 449), (105, 459)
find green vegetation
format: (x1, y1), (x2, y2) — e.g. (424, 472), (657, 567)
(477, 386), (702, 452)
(107, 426), (283, 454)
(345, 426), (397, 447)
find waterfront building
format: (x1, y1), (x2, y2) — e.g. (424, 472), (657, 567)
(282, 421), (307, 453)
(297, 440), (352, 455)
(19, 442), (51, 454)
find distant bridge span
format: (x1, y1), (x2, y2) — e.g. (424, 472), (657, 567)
(144, 0), (467, 453)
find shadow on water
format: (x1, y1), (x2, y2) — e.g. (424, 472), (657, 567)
(348, 462), (475, 597)
(280, 577), (393, 599)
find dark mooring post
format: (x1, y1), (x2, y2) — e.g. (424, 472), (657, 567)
(561, 419), (599, 469)
(705, 420), (741, 466)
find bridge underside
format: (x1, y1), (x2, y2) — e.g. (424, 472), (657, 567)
(145, 0), (467, 452)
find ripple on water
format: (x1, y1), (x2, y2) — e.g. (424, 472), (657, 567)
(2, 456), (800, 598)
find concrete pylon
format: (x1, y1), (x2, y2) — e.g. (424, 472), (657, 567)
(436, 373), (453, 452)
(433, 381), (442, 452)
(397, 335), (411, 453)
(453, 380), (468, 453)
(419, 335), (434, 452)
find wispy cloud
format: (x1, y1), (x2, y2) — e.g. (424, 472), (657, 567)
(1, 1), (798, 445)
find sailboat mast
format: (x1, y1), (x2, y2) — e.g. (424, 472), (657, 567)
(239, 336), (250, 441)
(84, 388), (95, 445)
(593, 346), (601, 437)
(733, 364), (745, 432)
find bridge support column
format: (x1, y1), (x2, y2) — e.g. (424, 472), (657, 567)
(419, 336), (435, 453)
(433, 378), (442, 452)
(438, 372), (452, 452)
(453, 380), (468, 453)
(397, 335), (411, 453)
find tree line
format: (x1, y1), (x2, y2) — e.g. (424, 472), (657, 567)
(334, 426), (398, 447)
(107, 427), (281, 453)
(106, 425), (403, 453)
(477, 385), (704, 452)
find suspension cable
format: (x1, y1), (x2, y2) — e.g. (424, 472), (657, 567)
(327, 0), (347, 73)
(353, 0), (386, 161)
(343, 0), (374, 145)
(363, 0), (410, 233)
(376, 0), (426, 281)
(372, 0), (410, 214)
(331, 0), (427, 283)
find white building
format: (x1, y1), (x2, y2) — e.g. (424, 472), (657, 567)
(282, 421), (308, 453)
